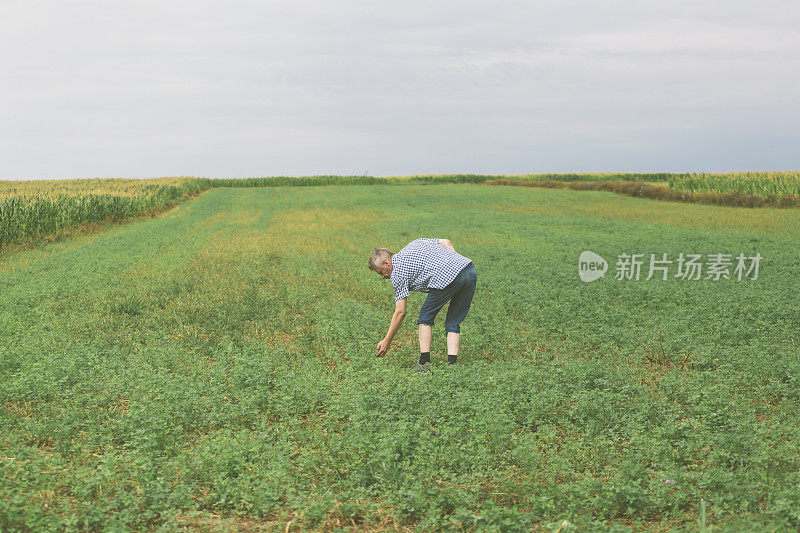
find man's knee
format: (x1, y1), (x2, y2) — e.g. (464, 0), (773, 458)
(418, 309), (436, 326)
(444, 322), (461, 334)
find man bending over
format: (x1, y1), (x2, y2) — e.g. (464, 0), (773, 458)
(368, 238), (477, 372)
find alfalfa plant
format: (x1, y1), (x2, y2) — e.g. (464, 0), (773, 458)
(643, 329), (695, 370)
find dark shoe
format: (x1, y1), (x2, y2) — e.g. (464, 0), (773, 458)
(414, 362), (430, 373)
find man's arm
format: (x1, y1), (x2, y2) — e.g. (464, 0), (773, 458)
(376, 298), (407, 356)
(438, 238), (455, 252)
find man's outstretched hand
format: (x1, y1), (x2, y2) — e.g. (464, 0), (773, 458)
(376, 338), (391, 357)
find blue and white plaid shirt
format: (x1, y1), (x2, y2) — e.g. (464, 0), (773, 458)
(390, 238), (473, 301)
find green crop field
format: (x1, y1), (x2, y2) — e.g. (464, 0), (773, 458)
(668, 172), (800, 198)
(3, 172), (798, 252)
(1, 184), (799, 532)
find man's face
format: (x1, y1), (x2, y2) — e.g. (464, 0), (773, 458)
(376, 258), (392, 280)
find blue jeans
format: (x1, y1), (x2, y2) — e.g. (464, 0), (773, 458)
(417, 263), (477, 334)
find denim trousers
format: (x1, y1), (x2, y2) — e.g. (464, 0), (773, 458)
(417, 263), (477, 334)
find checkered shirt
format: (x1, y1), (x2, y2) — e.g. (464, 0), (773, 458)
(390, 238), (473, 302)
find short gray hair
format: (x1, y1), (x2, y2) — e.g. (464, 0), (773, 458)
(369, 248), (392, 271)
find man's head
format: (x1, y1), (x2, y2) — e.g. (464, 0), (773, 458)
(369, 248), (393, 279)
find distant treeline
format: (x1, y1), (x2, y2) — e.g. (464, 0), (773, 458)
(1, 172), (798, 249)
(192, 173), (680, 187)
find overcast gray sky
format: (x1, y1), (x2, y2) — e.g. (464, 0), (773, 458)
(1, 0), (798, 179)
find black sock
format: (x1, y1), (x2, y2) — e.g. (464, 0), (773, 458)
(419, 352), (430, 365)
(448, 355), (457, 365)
